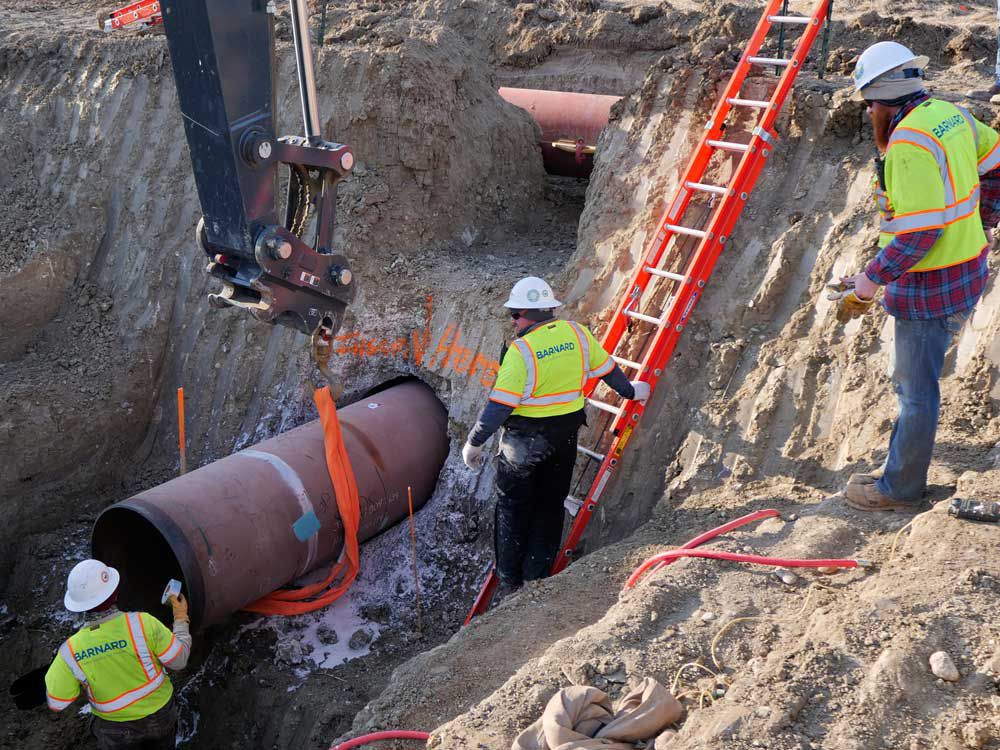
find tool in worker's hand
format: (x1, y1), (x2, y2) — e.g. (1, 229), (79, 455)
(162, 579), (189, 623)
(948, 498), (1000, 523)
(160, 578), (182, 605)
(826, 280), (876, 324)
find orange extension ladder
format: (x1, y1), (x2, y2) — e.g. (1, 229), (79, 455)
(465, 0), (833, 623)
(101, 0), (162, 32)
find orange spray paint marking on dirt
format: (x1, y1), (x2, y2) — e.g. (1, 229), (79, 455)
(407, 485), (422, 632)
(325, 293), (500, 386)
(177, 387), (187, 476)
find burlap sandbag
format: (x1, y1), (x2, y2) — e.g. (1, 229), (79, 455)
(512, 677), (683, 750)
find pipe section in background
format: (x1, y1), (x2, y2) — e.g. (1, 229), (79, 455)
(499, 87), (621, 178)
(93, 381), (448, 627)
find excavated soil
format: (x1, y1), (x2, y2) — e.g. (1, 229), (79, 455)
(2, 0), (1000, 748)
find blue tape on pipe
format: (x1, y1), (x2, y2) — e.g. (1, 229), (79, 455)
(292, 511), (321, 542)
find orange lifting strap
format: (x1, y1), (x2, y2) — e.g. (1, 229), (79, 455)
(244, 387), (361, 616)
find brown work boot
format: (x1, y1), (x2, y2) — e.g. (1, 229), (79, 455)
(847, 472), (880, 486)
(843, 482), (926, 513)
(967, 83), (1000, 102)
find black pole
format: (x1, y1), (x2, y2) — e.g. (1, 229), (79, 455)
(776, 0), (789, 77)
(318, 0), (329, 46)
(819, 0), (834, 79)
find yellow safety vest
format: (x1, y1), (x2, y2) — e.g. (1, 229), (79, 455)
(490, 319), (615, 418)
(45, 611), (182, 722)
(877, 98), (1000, 271)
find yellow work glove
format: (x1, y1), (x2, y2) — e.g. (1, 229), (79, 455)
(168, 593), (190, 624)
(827, 282), (876, 324)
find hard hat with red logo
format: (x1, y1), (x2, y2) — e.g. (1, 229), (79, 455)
(64, 559), (120, 612)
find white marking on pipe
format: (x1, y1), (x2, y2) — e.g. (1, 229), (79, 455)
(242, 450), (318, 575)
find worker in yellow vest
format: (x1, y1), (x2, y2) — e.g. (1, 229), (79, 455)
(45, 559), (192, 749)
(834, 42), (1000, 510)
(462, 277), (649, 595)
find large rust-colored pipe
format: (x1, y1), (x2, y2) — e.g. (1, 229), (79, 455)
(92, 380), (448, 627)
(499, 87), (621, 178)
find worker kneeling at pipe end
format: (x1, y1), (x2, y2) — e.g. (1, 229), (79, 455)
(45, 559), (192, 750)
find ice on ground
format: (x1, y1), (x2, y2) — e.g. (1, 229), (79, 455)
(300, 590), (382, 668)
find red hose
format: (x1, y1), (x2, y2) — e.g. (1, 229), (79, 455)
(647, 509), (782, 576)
(626, 549), (860, 589)
(330, 731), (430, 750)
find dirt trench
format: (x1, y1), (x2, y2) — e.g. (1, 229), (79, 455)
(3, 0), (1000, 748)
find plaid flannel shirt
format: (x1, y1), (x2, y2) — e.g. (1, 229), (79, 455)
(864, 95), (999, 320)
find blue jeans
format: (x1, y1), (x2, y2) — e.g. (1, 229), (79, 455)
(877, 311), (969, 502)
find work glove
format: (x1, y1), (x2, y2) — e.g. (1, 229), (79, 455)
(630, 381), (651, 403)
(462, 441), (484, 470)
(168, 593), (190, 624)
(826, 282), (876, 324)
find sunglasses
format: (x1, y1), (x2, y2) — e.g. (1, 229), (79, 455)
(510, 310), (522, 320)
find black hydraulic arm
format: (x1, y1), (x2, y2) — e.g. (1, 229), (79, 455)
(159, 0), (355, 336)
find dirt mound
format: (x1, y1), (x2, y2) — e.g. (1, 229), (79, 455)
(421, 473), (1000, 749)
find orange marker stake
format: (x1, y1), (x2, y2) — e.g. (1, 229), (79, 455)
(408, 485), (422, 632)
(177, 387), (187, 476)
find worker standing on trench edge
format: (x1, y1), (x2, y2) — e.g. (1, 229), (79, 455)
(462, 276), (650, 595)
(44, 559), (192, 749)
(834, 41), (1000, 512)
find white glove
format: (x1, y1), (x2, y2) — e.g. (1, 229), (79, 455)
(630, 380), (651, 403)
(462, 441), (484, 469)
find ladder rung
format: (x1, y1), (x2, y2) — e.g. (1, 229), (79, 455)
(768, 14), (811, 23)
(585, 398), (622, 417)
(624, 310), (663, 326)
(685, 180), (727, 195)
(665, 223), (707, 239)
(577, 444), (606, 461)
(644, 266), (686, 283)
(748, 56), (790, 67)
(612, 355), (642, 370)
(707, 140), (750, 153)
(727, 97), (771, 108)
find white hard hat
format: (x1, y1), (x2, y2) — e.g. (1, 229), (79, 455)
(64, 559), (120, 612)
(504, 276), (562, 309)
(852, 41), (928, 100)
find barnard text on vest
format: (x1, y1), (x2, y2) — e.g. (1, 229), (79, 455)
(535, 341), (576, 360)
(932, 114), (965, 139)
(75, 640), (129, 661)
